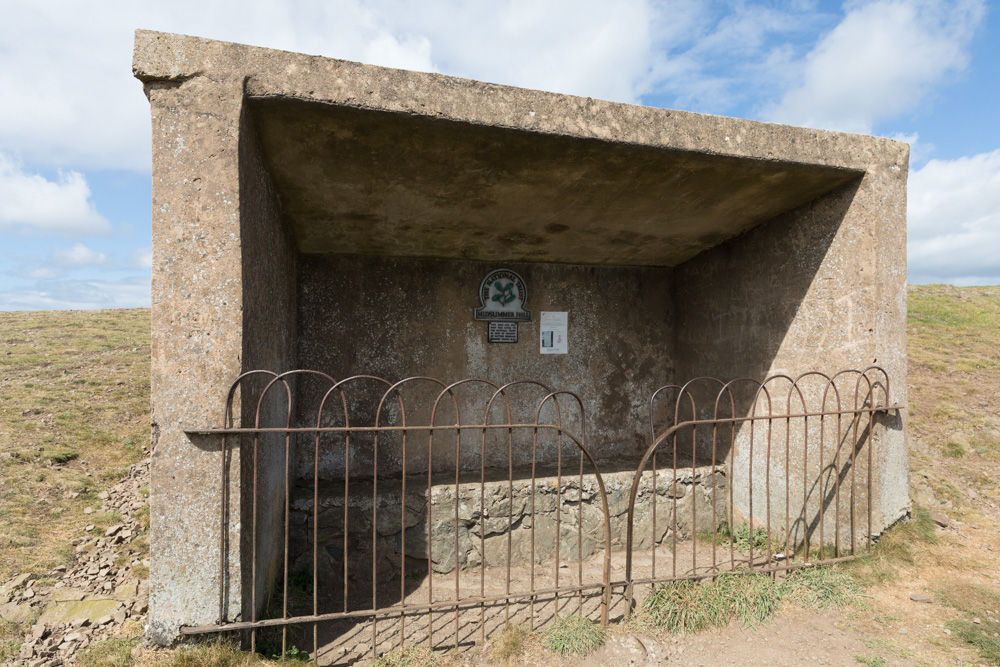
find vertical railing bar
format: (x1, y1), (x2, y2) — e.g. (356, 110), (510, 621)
(530, 424), (538, 631)
(399, 418), (408, 648)
(691, 421), (697, 577)
(867, 408), (874, 551)
(555, 404), (563, 621)
(765, 410), (773, 567)
(506, 415), (514, 627)
(479, 417), (486, 645)
(578, 443), (584, 614)
(802, 413), (809, 562)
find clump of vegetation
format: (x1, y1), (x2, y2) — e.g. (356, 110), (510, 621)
(707, 521), (777, 553)
(780, 565), (863, 610)
(489, 623), (529, 663)
(169, 637), (276, 666)
(635, 573), (780, 634)
(0, 619), (21, 664)
(77, 637), (140, 667)
(843, 503), (938, 586)
(945, 618), (1000, 664)
(635, 565), (861, 636)
(372, 646), (438, 667)
(941, 441), (966, 458)
(853, 654), (886, 667)
(542, 614), (605, 656)
(932, 580), (1000, 665)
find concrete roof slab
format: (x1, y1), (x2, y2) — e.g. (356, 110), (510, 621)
(249, 98), (861, 266)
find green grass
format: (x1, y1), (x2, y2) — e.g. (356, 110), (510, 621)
(0, 309), (150, 581)
(843, 503), (938, 586)
(703, 521), (777, 553)
(542, 614), (606, 656)
(77, 637), (140, 667)
(932, 580), (1000, 664)
(635, 566), (860, 636)
(945, 619), (1000, 664)
(853, 655), (886, 667)
(780, 565), (864, 610)
(168, 637), (277, 666)
(489, 624), (529, 663)
(941, 441), (966, 458)
(372, 646), (439, 667)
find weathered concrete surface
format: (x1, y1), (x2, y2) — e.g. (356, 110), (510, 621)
(134, 28), (908, 644)
(250, 99), (859, 266)
(296, 255), (674, 477)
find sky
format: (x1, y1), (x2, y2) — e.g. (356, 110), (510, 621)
(0, 0), (997, 311)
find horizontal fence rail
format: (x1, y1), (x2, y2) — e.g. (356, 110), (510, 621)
(181, 367), (900, 664)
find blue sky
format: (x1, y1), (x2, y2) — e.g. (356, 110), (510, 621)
(0, 0), (997, 310)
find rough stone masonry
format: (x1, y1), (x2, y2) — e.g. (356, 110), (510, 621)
(133, 30), (908, 643)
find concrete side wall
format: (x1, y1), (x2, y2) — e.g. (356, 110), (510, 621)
(296, 255), (675, 476)
(674, 152), (909, 539)
(145, 75), (247, 643)
(237, 111), (299, 624)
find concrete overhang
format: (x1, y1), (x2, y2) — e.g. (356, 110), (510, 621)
(249, 97), (862, 267)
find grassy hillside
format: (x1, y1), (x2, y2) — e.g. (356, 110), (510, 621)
(0, 309), (150, 580)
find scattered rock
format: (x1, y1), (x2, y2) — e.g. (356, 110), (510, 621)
(931, 512), (951, 528)
(14, 458), (151, 667)
(910, 593), (933, 603)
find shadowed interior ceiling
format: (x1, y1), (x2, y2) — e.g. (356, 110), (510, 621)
(249, 97), (862, 267)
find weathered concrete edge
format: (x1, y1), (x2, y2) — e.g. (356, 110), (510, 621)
(132, 29), (908, 174)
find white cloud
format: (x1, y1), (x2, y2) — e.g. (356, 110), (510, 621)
(51, 243), (110, 267)
(764, 0), (985, 133)
(0, 276), (150, 311)
(128, 247), (153, 269)
(0, 154), (112, 235)
(0, 0), (662, 172)
(25, 268), (58, 280)
(908, 148), (1000, 284)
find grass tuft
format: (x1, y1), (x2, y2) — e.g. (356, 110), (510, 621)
(941, 441), (965, 458)
(843, 504), (938, 586)
(945, 619), (1000, 664)
(635, 572), (780, 634)
(542, 614), (606, 656)
(853, 654), (886, 667)
(780, 565), (864, 609)
(372, 646), (438, 667)
(489, 623), (529, 663)
(77, 637), (140, 667)
(169, 637), (275, 666)
(704, 521), (777, 553)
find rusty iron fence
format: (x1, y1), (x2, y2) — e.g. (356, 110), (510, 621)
(623, 366), (897, 613)
(181, 366), (900, 663)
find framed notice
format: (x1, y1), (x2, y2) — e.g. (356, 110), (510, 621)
(539, 311), (568, 354)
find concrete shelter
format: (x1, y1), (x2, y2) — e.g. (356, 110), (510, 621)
(133, 30), (908, 643)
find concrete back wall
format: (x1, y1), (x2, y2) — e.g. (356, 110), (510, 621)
(295, 255), (675, 477)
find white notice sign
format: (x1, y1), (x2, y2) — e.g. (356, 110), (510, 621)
(539, 311), (568, 354)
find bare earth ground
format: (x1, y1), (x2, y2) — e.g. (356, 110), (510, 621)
(2, 284), (1000, 666)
